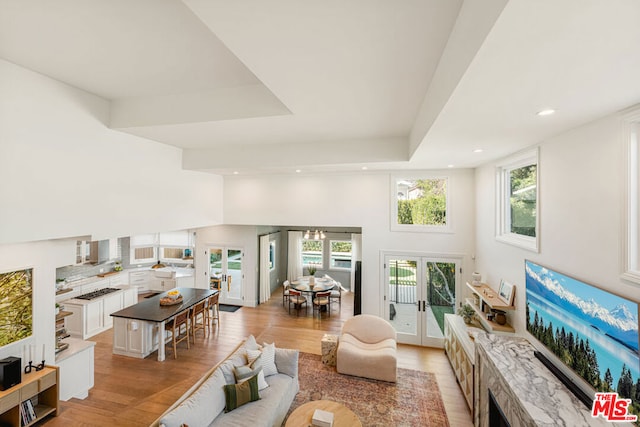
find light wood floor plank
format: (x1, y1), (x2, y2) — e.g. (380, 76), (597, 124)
(42, 291), (473, 426)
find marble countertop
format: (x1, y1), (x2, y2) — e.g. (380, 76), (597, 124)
(475, 333), (622, 426)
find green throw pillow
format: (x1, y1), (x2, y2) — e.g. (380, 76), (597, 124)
(223, 374), (260, 412)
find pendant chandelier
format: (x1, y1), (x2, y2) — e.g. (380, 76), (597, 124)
(304, 229), (325, 240)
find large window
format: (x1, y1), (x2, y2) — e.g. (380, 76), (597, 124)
(330, 240), (352, 269)
(496, 148), (539, 251)
(391, 176), (449, 232)
(302, 240), (323, 269)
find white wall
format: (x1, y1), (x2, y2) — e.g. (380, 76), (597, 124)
(0, 59), (223, 244)
(223, 170), (477, 315)
(475, 113), (640, 333)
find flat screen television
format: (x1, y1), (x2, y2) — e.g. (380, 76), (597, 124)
(525, 260), (639, 418)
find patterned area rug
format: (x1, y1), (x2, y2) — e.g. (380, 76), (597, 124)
(286, 352), (450, 427)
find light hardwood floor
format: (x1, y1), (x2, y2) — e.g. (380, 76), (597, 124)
(43, 291), (473, 426)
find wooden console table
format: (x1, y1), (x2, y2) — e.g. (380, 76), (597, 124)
(0, 365), (59, 426)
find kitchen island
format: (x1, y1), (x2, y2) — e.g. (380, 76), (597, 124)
(110, 288), (216, 361)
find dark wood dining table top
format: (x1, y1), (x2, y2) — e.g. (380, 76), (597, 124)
(110, 287), (217, 323)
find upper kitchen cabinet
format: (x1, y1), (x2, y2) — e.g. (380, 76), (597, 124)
(76, 238), (120, 265)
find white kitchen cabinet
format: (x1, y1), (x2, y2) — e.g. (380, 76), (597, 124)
(56, 338), (95, 401)
(112, 318), (159, 358)
(123, 287), (137, 307)
(109, 273), (128, 287)
(65, 287), (138, 339)
(149, 278), (176, 292)
(103, 292), (123, 328)
(176, 275), (195, 288)
(129, 270), (149, 293)
(85, 299), (104, 337)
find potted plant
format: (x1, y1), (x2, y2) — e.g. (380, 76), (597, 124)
(457, 304), (476, 324)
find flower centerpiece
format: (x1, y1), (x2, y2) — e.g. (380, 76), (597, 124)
(307, 265), (317, 286)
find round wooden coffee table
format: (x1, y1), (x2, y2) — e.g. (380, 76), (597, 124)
(285, 400), (361, 427)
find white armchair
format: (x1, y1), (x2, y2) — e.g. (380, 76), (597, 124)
(336, 314), (397, 382)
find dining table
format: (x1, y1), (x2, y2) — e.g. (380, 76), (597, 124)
(291, 276), (336, 294)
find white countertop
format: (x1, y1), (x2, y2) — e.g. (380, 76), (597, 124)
(55, 337), (96, 363)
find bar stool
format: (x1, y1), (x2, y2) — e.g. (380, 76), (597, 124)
(165, 308), (190, 359)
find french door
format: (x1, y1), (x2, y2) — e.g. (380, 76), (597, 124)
(383, 254), (461, 347)
(208, 246), (244, 306)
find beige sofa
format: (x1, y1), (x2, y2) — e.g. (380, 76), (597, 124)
(152, 335), (299, 427)
(336, 314), (397, 382)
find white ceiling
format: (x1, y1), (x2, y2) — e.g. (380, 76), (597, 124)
(2, 0), (640, 175)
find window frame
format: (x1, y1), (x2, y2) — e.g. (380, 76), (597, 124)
(390, 174), (452, 233)
(622, 108), (640, 284)
(329, 239), (352, 271)
(495, 148), (540, 252)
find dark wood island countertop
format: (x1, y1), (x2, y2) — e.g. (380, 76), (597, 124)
(110, 287), (217, 323)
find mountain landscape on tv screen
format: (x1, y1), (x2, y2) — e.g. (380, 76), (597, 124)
(525, 263), (639, 352)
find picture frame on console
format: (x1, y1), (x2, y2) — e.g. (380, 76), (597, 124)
(498, 279), (515, 305)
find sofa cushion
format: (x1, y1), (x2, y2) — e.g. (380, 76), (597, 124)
(274, 347), (298, 378)
(234, 355), (268, 391)
(261, 342), (278, 377)
(212, 373), (297, 427)
(223, 374), (260, 412)
(160, 368), (226, 427)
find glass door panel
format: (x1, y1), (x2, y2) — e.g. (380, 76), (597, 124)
(225, 248), (243, 304)
(424, 260), (457, 347)
(385, 254), (460, 347)
(208, 246), (243, 306)
(385, 256), (422, 346)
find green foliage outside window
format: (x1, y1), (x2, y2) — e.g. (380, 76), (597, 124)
(396, 179), (447, 226)
(510, 165), (537, 237)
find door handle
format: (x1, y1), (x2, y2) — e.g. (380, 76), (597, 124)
(417, 300), (421, 311)
(423, 301), (426, 311)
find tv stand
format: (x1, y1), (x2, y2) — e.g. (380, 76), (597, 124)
(533, 350), (591, 408)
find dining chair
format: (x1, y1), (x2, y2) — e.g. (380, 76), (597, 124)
(282, 280), (291, 306)
(313, 290), (332, 318)
(206, 292), (220, 331)
(330, 281), (342, 309)
(165, 308), (190, 359)
(288, 289), (308, 316)
(190, 299), (208, 341)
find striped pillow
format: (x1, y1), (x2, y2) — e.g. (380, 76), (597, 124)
(261, 343), (278, 377)
(223, 374), (260, 412)
(234, 355), (268, 390)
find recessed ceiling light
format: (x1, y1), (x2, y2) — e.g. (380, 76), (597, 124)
(537, 109), (555, 116)
(233, 171), (239, 175)
(473, 148), (483, 153)
(295, 169), (301, 173)
(447, 164), (454, 168)
(361, 166), (368, 170)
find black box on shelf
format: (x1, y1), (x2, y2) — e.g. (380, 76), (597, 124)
(0, 356), (21, 390)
